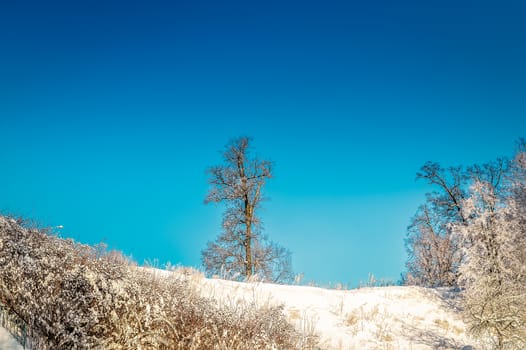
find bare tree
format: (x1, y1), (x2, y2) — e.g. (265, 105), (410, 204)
(404, 162), (467, 287)
(405, 160), (508, 287)
(202, 137), (293, 283)
(405, 203), (461, 287)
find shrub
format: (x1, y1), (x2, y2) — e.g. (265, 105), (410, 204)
(0, 216), (306, 349)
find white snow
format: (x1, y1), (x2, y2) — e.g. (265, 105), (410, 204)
(2, 263), (479, 350)
(0, 326), (23, 350)
(161, 268), (479, 350)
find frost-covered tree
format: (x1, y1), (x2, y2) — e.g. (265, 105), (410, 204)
(404, 162), (468, 287)
(405, 203), (461, 287)
(451, 144), (525, 349)
(509, 139), (526, 225)
(202, 137), (293, 283)
(405, 159), (507, 287)
(402, 142), (526, 346)
(455, 181), (526, 349)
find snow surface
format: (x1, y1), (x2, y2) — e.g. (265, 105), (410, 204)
(0, 326), (23, 350)
(1, 264), (479, 350)
(159, 268), (479, 350)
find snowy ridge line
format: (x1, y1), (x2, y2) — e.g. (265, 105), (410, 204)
(176, 270), (479, 350)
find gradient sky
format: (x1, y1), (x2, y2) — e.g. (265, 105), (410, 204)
(1, 0), (525, 286)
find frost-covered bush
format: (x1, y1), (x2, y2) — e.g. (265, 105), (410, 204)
(0, 216), (304, 349)
(453, 156), (526, 349)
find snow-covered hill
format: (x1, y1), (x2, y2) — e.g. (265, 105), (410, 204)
(164, 269), (478, 350)
(0, 215), (479, 349)
(3, 266), (478, 349)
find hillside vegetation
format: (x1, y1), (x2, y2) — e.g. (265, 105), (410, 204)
(1, 215), (485, 349)
(0, 216), (310, 349)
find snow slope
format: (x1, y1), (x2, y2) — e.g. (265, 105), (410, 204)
(0, 326), (23, 350)
(165, 269), (479, 350)
(2, 266), (478, 350)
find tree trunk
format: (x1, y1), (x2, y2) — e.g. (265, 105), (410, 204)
(245, 222), (252, 278)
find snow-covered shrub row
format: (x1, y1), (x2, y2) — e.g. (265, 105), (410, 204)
(0, 216), (304, 349)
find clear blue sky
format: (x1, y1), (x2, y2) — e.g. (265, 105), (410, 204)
(1, 0), (525, 286)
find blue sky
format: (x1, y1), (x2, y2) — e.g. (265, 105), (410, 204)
(1, 0), (525, 286)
